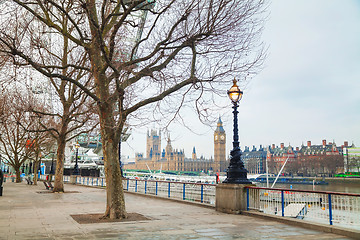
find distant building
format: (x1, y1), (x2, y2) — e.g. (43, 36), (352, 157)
(241, 140), (347, 176)
(123, 118), (227, 172)
(295, 140), (343, 176)
(267, 143), (296, 174)
(122, 120), (349, 176)
(343, 143), (360, 172)
(241, 145), (267, 174)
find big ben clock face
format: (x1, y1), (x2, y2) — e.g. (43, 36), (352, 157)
(220, 135), (225, 140)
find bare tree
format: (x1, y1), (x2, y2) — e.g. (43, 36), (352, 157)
(267, 157), (279, 174)
(323, 155), (343, 176)
(0, 90), (34, 182)
(348, 156), (360, 173)
(29, 72), (98, 193)
(25, 112), (57, 185)
(286, 159), (300, 176)
(0, 0), (267, 219)
(2, 7), (98, 192)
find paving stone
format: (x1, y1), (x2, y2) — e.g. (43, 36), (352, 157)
(197, 231), (228, 237)
(0, 182), (354, 240)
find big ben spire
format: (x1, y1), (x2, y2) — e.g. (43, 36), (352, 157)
(215, 117), (225, 133)
(214, 117), (226, 172)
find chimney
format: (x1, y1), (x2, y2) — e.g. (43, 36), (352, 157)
(280, 143), (284, 149)
(344, 141), (349, 147)
(272, 144), (275, 149)
(322, 139), (326, 147)
(307, 141), (311, 147)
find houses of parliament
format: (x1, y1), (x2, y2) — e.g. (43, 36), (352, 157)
(123, 118), (228, 173)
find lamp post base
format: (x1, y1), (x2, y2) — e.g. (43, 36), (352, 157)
(223, 147), (252, 184)
(216, 183), (254, 214)
(70, 175), (77, 184)
(73, 167), (80, 176)
(223, 167), (252, 184)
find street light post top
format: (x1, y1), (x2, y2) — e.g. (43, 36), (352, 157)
(227, 79), (243, 104)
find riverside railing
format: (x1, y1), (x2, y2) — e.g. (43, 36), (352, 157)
(245, 186), (360, 230)
(125, 178), (216, 204)
(47, 175), (216, 205)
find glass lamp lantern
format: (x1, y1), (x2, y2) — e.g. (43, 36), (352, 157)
(227, 79), (243, 104)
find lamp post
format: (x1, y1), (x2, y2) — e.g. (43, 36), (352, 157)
(50, 152), (55, 175)
(73, 142), (80, 175)
(223, 79), (251, 184)
(38, 160), (41, 176)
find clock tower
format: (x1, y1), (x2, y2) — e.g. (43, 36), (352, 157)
(214, 117), (226, 172)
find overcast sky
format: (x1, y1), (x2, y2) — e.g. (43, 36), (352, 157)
(121, 0), (360, 160)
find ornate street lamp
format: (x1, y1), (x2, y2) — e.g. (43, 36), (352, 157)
(223, 79), (251, 184)
(73, 142), (80, 175)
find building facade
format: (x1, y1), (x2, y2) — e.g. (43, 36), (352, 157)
(123, 118), (227, 173)
(294, 140), (343, 176)
(266, 143), (296, 174)
(343, 143), (360, 172)
(241, 145), (267, 174)
(241, 140), (346, 176)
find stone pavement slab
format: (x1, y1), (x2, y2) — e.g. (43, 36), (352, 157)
(0, 181), (354, 240)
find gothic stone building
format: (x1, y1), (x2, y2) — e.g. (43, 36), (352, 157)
(123, 118), (227, 172)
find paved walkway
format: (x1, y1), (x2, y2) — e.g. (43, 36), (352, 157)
(0, 181), (352, 240)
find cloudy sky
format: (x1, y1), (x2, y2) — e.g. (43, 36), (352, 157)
(121, 0), (360, 160)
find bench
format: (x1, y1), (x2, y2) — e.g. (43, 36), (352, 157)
(43, 181), (54, 190)
(25, 177), (33, 185)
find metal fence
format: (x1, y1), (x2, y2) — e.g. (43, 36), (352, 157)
(42, 175), (216, 205)
(246, 186), (360, 230)
(124, 179), (216, 204)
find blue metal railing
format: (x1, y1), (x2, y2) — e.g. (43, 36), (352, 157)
(52, 175), (216, 205)
(124, 178), (214, 204)
(245, 186), (360, 230)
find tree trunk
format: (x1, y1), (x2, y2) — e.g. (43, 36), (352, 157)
(54, 137), (66, 192)
(102, 138), (127, 219)
(15, 168), (21, 183)
(33, 160), (39, 185)
(88, 28), (126, 218)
